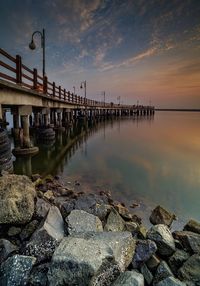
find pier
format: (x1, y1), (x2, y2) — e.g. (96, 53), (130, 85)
(0, 48), (154, 156)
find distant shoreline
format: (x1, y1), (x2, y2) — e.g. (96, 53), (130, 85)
(156, 109), (200, 112)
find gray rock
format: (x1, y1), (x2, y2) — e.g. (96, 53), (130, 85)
(168, 250), (190, 274)
(0, 254), (36, 286)
(0, 239), (18, 264)
(66, 209), (103, 234)
(35, 198), (51, 219)
(140, 264), (153, 285)
(112, 271), (144, 286)
(20, 220), (39, 241)
(28, 263), (49, 286)
(150, 205), (175, 227)
(60, 199), (76, 218)
(156, 276), (186, 286)
(178, 254), (200, 283)
(24, 206), (64, 263)
(132, 239), (157, 268)
(0, 174), (36, 224)
(48, 232), (135, 285)
(173, 231), (200, 253)
(184, 219), (200, 234)
(147, 224), (175, 256)
(153, 261), (174, 285)
(104, 208), (126, 232)
(8, 226), (21, 236)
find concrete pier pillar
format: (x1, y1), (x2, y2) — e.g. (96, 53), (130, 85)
(21, 115), (31, 148)
(34, 112), (40, 127)
(13, 112), (20, 147)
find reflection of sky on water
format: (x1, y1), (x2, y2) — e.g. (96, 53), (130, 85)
(61, 112), (200, 224)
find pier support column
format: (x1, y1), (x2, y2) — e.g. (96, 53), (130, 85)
(21, 115), (31, 148)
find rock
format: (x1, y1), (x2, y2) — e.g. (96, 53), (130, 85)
(178, 254), (200, 283)
(0, 239), (18, 263)
(48, 231), (135, 285)
(146, 255), (160, 271)
(31, 174), (41, 182)
(60, 199), (76, 218)
(125, 221), (138, 232)
(140, 264), (153, 285)
(184, 219), (200, 234)
(24, 206), (64, 263)
(0, 174), (36, 224)
(0, 254), (36, 286)
(28, 263), (49, 286)
(43, 190), (54, 201)
(173, 231), (200, 253)
(112, 270), (144, 286)
(35, 198), (51, 219)
(66, 209), (103, 234)
(132, 239), (157, 268)
(150, 205), (176, 227)
(147, 224), (175, 256)
(8, 226), (21, 236)
(168, 250), (190, 274)
(20, 220), (39, 241)
(138, 225), (148, 239)
(104, 208), (126, 232)
(153, 261), (174, 285)
(114, 203), (133, 220)
(156, 276), (187, 286)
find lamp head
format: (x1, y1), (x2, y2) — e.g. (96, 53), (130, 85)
(29, 40), (36, 50)
(80, 84), (83, 89)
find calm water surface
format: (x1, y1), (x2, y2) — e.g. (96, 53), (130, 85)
(13, 112), (200, 226)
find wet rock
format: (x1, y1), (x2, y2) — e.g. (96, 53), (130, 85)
(0, 254), (36, 286)
(146, 255), (161, 271)
(147, 224), (175, 256)
(35, 198), (51, 219)
(28, 263), (49, 286)
(156, 276), (187, 286)
(153, 261), (174, 285)
(104, 208), (126, 232)
(0, 174), (36, 224)
(132, 239), (157, 268)
(8, 226), (21, 236)
(140, 264), (153, 285)
(184, 219), (200, 234)
(0, 239), (18, 263)
(178, 254), (200, 283)
(168, 250), (190, 274)
(173, 231), (200, 253)
(20, 220), (39, 241)
(112, 270), (144, 286)
(24, 206), (64, 263)
(150, 205), (176, 227)
(66, 209), (103, 234)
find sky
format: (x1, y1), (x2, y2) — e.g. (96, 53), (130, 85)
(0, 0), (200, 108)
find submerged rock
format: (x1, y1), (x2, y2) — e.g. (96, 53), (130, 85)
(0, 174), (36, 224)
(147, 224), (175, 256)
(0, 254), (36, 286)
(112, 270), (144, 286)
(132, 239), (157, 268)
(150, 205), (176, 227)
(24, 206), (64, 263)
(66, 209), (103, 234)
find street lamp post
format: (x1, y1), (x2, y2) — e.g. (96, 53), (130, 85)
(101, 91), (105, 106)
(29, 29), (46, 78)
(73, 86), (76, 94)
(80, 80), (87, 116)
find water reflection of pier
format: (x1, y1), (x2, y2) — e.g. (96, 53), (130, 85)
(13, 115), (154, 176)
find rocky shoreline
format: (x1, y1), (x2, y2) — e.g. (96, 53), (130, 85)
(0, 173), (200, 285)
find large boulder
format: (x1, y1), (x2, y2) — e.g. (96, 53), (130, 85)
(173, 231), (200, 253)
(112, 271), (144, 286)
(0, 239), (18, 264)
(0, 255), (36, 286)
(178, 254), (200, 283)
(147, 224), (175, 256)
(66, 209), (103, 234)
(132, 239), (157, 268)
(183, 219), (200, 234)
(24, 206), (64, 263)
(48, 231), (135, 285)
(0, 174), (36, 224)
(150, 206), (175, 227)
